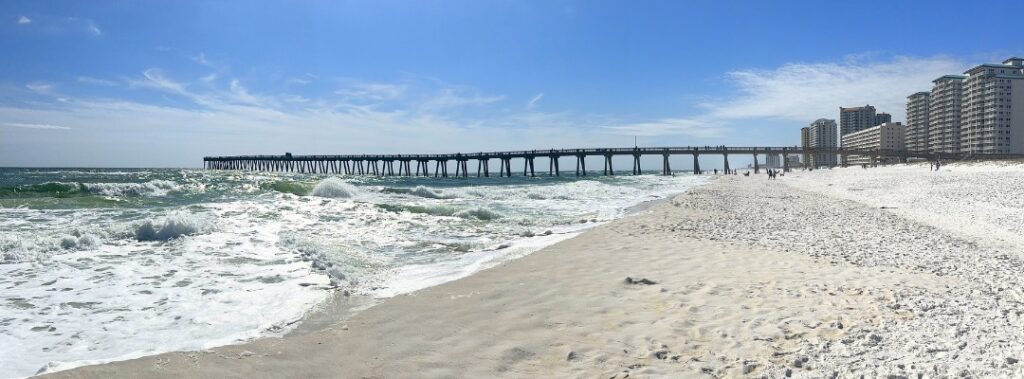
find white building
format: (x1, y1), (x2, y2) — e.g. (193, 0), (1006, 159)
(843, 122), (906, 165)
(960, 57), (1024, 154)
(806, 118), (838, 167)
(905, 92), (931, 153)
(928, 75), (965, 154)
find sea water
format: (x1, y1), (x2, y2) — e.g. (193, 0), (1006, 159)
(0, 168), (705, 377)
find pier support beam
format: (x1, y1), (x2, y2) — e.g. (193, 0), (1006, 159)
(549, 156), (560, 176)
(632, 154), (641, 175)
(662, 154), (672, 175)
(575, 155), (586, 176)
(782, 148), (790, 172)
(603, 155), (614, 175)
(723, 152), (730, 175)
(692, 149), (701, 175)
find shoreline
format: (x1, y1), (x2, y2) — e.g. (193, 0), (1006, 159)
(41, 174), (939, 378)
(286, 184), (697, 338)
(46, 163), (1024, 377)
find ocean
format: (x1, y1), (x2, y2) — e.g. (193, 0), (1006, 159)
(0, 167), (705, 377)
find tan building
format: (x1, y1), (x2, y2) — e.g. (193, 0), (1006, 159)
(843, 122), (906, 165)
(960, 57), (1024, 154)
(905, 92), (931, 153)
(928, 75), (965, 153)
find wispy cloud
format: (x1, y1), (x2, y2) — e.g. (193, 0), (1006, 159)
(335, 82), (406, 102)
(77, 76), (118, 86)
(131, 68), (190, 96)
(287, 73), (317, 86)
(527, 93), (544, 109)
(25, 82), (54, 93)
(67, 17), (102, 36)
(191, 52), (211, 67)
(703, 55), (966, 122)
(601, 118), (727, 138)
(2, 122), (70, 130)
(421, 87), (504, 110)
(86, 23), (102, 36)
(17, 15), (31, 25)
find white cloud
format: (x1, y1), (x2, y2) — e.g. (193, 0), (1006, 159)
(228, 79), (265, 105)
(704, 55), (967, 122)
(287, 73), (317, 86)
(17, 15), (31, 25)
(25, 82), (54, 93)
(527, 93), (544, 109)
(87, 23), (102, 36)
(335, 82), (407, 102)
(191, 53), (211, 66)
(77, 76), (118, 86)
(3, 122), (70, 130)
(132, 68), (189, 96)
(200, 73), (218, 83)
(421, 87), (504, 109)
(600, 118), (727, 138)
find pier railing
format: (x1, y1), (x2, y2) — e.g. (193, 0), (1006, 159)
(202, 146), (1013, 177)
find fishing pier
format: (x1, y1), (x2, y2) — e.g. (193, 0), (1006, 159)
(203, 146), (949, 177)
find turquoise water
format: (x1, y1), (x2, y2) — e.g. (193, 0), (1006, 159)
(0, 168), (704, 377)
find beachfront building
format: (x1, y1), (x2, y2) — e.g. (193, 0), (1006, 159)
(960, 57), (1024, 155)
(785, 155), (801, 168)
(906, 92), (931, 153)
(840, 105), (877, 141)
(928, 75), (965, 154)
(806, 118), (838, 167)
(766, 154), (781, 168)
(800, 127), (811, 167)
(875, 112), (892, 126)
(842, 122), (906, 165)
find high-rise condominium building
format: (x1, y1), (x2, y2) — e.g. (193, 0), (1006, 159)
(800, 126), (810, 166)
(905, 92), (931, 153)
(842, 122), (906, 165)
(875, 112), (892, 126)
(840, 105), (876, 144)
(806, 118), (838, 167)
(928, 75), (965, 153)
(960, 58), (1024, 154)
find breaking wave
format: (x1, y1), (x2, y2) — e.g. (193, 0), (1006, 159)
(310, 178), (358, 198)
(135, 212), (214, 241)
(380, 185), (451, 199)
(0, 180), (182, 198)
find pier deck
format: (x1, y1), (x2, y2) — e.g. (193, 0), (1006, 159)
(202, 146), (979, 177)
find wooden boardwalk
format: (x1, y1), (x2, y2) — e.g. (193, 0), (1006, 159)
(202, 146), (965, 177)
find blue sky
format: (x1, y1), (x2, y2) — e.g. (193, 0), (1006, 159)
(1, 0), (1023, 167)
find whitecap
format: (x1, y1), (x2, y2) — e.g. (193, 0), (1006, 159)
(408, 185), (449, 199)
(84, 180), (181, 197)
(135, 212), (213, 241)
(310, 178), (358, 198)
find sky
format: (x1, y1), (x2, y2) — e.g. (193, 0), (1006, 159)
(1, 0), (1023, 168)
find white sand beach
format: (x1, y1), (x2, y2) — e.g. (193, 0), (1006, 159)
(43, 162), (1024, 378)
